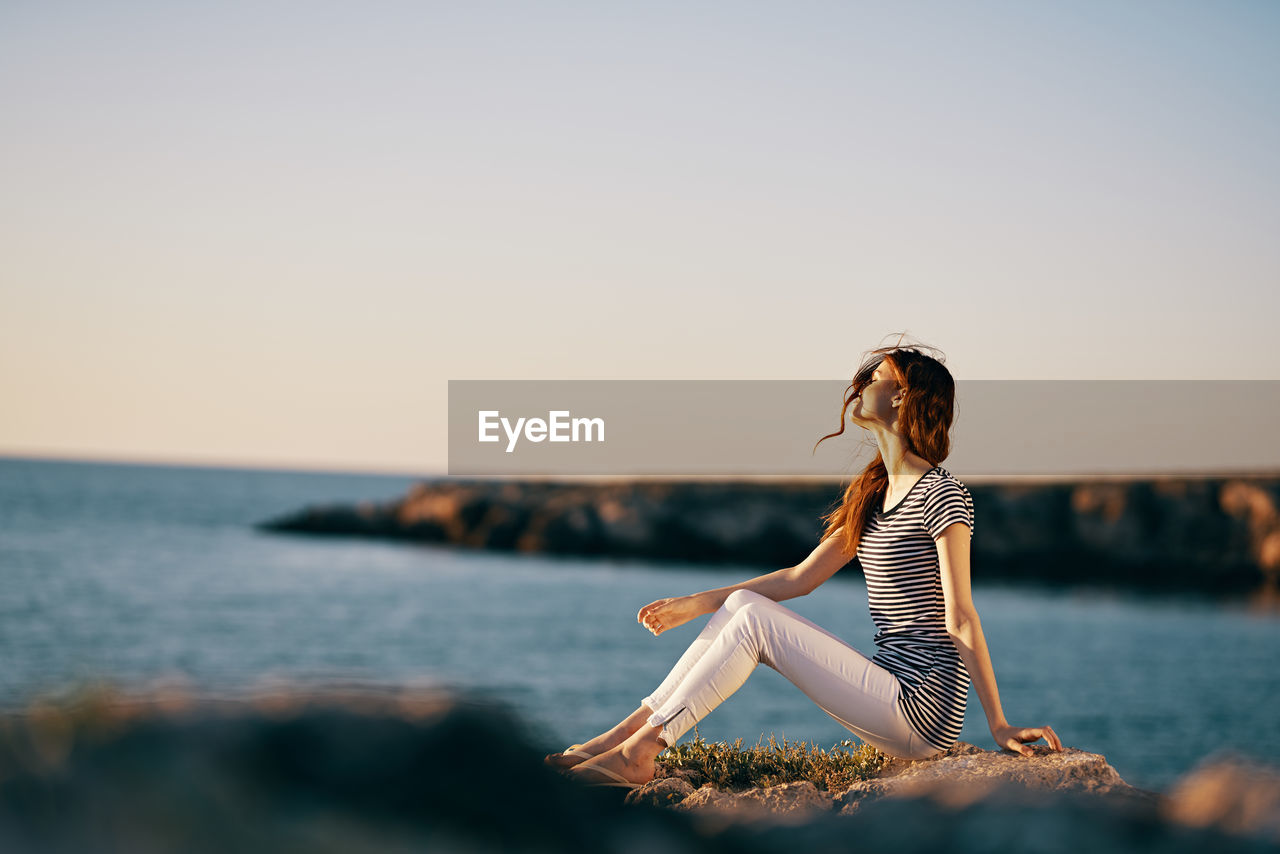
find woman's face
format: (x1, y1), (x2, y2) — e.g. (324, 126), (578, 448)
(849, 362), (902, 428)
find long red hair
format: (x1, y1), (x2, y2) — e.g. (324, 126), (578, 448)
(812, 338), (958, 558)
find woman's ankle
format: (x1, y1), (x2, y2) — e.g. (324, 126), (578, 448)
(624, 724), (669, 757)
(618, 706), (653, 736)
(579, 706), (657, 752)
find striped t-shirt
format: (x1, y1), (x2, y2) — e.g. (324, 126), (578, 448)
(855, 464), (975, 753)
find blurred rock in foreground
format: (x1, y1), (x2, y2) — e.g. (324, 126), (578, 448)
(258, 476), (1280, 603)
(2, 682), (1279, 853)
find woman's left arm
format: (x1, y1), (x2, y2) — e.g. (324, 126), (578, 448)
(937, 523), (1064, 756)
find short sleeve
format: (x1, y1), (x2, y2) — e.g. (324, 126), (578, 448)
(922, 479), (974, 540)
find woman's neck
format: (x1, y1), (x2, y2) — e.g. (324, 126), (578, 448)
(881, 447), (932, 479)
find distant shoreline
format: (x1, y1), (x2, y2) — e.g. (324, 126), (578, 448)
(259, 473), (1280, 607)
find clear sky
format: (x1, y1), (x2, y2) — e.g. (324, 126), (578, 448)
(2, 0), (1277, 476)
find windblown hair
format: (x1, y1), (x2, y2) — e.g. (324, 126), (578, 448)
(812, 336), (957, 558)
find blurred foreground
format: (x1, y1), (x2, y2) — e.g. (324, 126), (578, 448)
(1, 681), (1278, 853)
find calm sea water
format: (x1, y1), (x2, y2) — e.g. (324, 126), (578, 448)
(1, 456), (1277, 792)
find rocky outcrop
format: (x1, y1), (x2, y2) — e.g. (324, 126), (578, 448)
(866, 739), (1139, 798)
(259, 476), (1280, 601)
(625, 740), (1158, 832)
(1, 682), (1277, 853)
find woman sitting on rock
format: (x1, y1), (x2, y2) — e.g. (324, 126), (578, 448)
(546, 341), (1063, 789)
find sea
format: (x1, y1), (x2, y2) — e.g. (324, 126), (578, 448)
(2, 455), (1277, 793)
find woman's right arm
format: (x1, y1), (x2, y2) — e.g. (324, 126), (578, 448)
(697, 525), (854, 611)
(638, 527), (854, 635)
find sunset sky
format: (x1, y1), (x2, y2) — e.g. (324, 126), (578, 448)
(2, 1), (1277, 476)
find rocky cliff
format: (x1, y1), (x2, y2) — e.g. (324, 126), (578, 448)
(259, 475), (1280, 602)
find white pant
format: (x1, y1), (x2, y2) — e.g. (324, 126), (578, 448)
(641, 588), (942, 760)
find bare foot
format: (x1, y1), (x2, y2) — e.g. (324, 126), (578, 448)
(544, 730), (636, 770)
(544, 706), (654, 770)
(566, 735), (662, 787)
(543, 744), (594, 770)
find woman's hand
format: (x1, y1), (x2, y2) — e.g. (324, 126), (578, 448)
(992, 723), (1063, 756)
(637, 595), (705, 636)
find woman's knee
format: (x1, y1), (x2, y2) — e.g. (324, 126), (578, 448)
(724, 588), (769, 612)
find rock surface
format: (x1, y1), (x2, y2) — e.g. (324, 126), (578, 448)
(672, 779), (836, 829)
(626, 739), (1156, 826)
(258, 476), (1280, 601)
(847, 740), (1141, 801)
(3, 682), (1276, 853)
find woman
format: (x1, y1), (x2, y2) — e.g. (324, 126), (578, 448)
(546, 342), (1063, 789)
